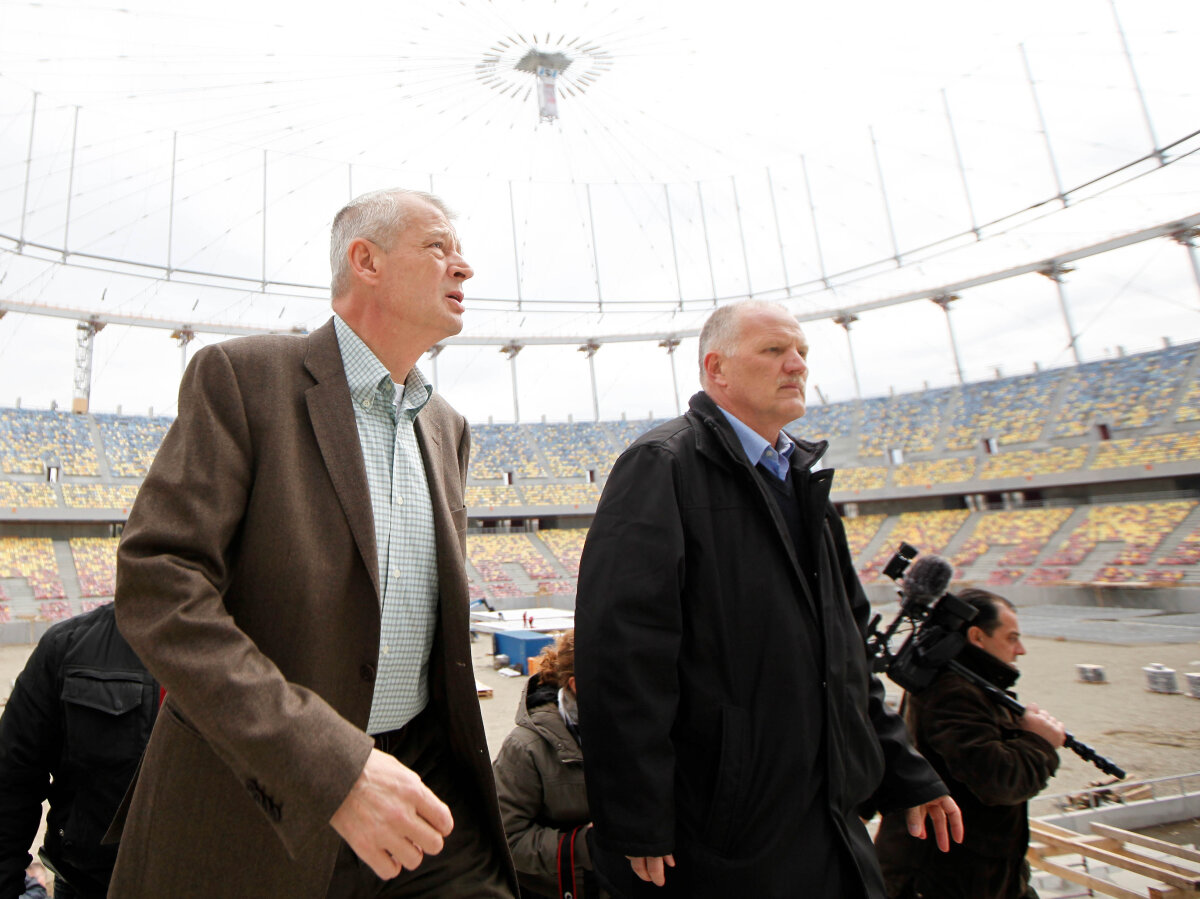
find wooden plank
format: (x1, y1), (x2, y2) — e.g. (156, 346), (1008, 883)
(1030, 828), (1200, 891)
(1028, 846), (1148, 899)
(1092, 823), (1200, 866)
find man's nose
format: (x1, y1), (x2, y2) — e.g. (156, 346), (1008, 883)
(785, 349), (807, 372)
(450, 253), (474, 280)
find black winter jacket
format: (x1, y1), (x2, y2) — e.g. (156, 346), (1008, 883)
(575, 392), (946, 899)
(0, 604), (157, 899)
(874, 644), (1059, 899)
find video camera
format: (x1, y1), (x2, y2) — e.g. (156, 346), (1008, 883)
(865, 543), (1126, 779)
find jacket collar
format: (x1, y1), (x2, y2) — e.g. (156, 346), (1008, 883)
(954, 641), (1021, 691)
(686, 391), (828, 473)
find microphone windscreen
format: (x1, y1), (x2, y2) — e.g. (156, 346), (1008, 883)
(900, 554), (953, 606)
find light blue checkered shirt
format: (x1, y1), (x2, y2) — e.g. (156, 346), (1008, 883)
(334, 315), (439, 735)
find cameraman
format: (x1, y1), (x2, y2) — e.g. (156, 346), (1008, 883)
(874, 588), (1064, 899)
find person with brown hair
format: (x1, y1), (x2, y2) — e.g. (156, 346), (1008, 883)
(874, 587), (1065, 899)
(493, 630), (603, 899)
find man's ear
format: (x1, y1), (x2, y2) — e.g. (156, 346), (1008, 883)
(702, 350), (724, 386)
(346, 237), (381, 285)
(966, 625), (985, 649)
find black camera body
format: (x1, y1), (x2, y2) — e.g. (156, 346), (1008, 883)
(885, 590), (978, 693)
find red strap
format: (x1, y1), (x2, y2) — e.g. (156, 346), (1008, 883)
(568, 826), (579, 896)
(556, 831), (566, 898)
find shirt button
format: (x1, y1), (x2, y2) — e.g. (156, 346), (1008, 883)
(396, 494), (405, 505)
(381, 644), (390, 655)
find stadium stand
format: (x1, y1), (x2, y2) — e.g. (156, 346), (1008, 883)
(1029, 500), (1196, 585)
(1049, 345), (1194, 437)
(892, 457), (977, 488)
(0, 537), (65, 601)
(95, 413), (172, 477)
(831, 466), (888, 492)
(840, 514), (887, 559)
(0, 482), (57, 509)
(465, 484), (524, 509)
(526, 422), (619, 477)
(945, 373), (1058, 449)
(857, 390), (953, 458)
(0, 408), (99, 476)
(3, 340), (1200, 613)
(860, 509), (972, 583)
(537, 528), (587, 578)
(1090, 432), (1200, 470)
(70, 536), (119, 597)
(62, 484), (141, 510)
(952, 507), (1075, 585)
(518, 483), (600, 507)
(979, 446), (1088, 480)
(468, 423), (545, 479)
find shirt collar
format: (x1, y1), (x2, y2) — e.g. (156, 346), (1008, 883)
(717, 407), (795, 480)
(334, 314), (432, 418)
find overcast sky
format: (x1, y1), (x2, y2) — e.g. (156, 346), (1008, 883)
(0, 0), (1197, 422)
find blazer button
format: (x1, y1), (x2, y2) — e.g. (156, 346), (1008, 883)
(360, 664), (376, 683)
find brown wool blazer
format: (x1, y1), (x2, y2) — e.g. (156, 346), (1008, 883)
(108, 319), (515, 897)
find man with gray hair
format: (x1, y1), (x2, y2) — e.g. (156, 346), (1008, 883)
(108, 188), (517, 897)
(575, 300), (961, 898)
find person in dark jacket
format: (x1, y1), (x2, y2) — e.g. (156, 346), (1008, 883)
(493, 630), (603, 899)
(574, 300), (962, 899)
(0, 602), (158, 899)
(874, 588), (1065, 899)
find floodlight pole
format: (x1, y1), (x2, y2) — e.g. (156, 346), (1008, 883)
(942, 89), (980, 240)
(663, 184), (683, 310)
(660, 338), (682, 415)
(1171, 228), (1200, 304)
(579, 341), (601, 421)
(869, 126), (901, 265)
(72, 319), (105, 414)
(63, 106), (80, 262)
(833, 313), (862, 400)
(696, 182), (718, 304)
(1020, 43), (1067, 208)
(1039, 262), (1080, 365)
(500, 343), (523, 422)
(731, 175), (753, 297)
(585, 184), (603, 308)
(766, 168), (790, 289)
(508, 182), (523, 310)
(931, 294), (965, 384)
(800, 155), (830, 289)
(18, 92), (37, 252)
(1109, 0), (1163, 165)
(167, 133), (178, 278)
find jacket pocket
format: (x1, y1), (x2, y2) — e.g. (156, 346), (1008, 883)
(61, 667), (148, 766)
(702, 705), (751, 852)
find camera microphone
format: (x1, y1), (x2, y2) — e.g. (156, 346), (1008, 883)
(899, 554), (953, 608)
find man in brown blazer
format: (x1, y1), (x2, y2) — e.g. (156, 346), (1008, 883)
(109, 189), (518, 898)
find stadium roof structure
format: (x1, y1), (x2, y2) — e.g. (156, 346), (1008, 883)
(0, 0), (1198, 419)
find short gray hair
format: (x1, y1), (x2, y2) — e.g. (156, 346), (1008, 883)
(329, 188), (453, 297)
(697, 300), (788, 382)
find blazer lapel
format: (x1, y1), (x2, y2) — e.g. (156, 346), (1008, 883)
(304, 321), (380, 603)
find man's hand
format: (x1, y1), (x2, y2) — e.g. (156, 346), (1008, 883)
(1019, 701), (1067, 749)
(330, 748), (454, 880)
(628, 855), (676, 887)
(904, 795), (964, 853)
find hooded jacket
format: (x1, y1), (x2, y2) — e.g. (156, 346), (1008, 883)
(493, 674), (601, 899)
(575, 391), (946, 899)
(874, 643), (1059, 899)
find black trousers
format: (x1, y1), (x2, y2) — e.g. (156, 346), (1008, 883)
(325, 708), (513, 899)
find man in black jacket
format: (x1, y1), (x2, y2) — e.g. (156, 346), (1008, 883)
(874, 589), (1065, 899)
(0, 602), (158, 899)
(575, 300), (962, 899)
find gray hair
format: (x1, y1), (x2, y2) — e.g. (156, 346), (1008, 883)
(697, 300), (789, 383)
(329, 188), (453, 297)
